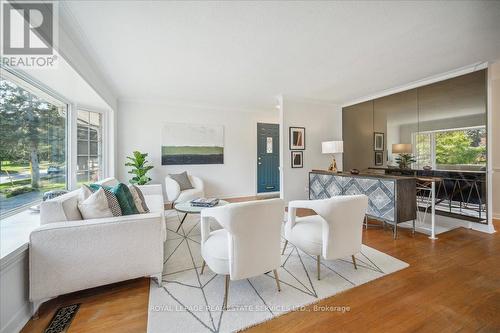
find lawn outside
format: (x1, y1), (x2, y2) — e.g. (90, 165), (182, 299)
(0, 161), (66, 215)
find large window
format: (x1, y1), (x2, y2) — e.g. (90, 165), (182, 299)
(77, 110), (103, 184)
(413, 126), (487, 171)
(0, 75), (67, 215)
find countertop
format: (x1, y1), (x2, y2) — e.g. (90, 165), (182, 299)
(310, 169), (416, 180)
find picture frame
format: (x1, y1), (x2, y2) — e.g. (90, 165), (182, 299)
(374, 151), (383, 166)
(373, 132), (384, 151)
(161, 123), (224, 165)
(291, 151), (303, 168)
(289, 127), (306, 150)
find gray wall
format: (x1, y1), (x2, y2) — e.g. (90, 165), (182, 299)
(342, 69), (487, 171)
(342, 101), (373, 171)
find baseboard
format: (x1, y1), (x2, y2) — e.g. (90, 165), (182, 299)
(217, 193), (257, 200)
(469, 222), (497, 234)
(0, 302), (31, 333)
(256, 191), (280, 196)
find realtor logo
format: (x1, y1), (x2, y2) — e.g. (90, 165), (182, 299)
(1, 1), (58, 67)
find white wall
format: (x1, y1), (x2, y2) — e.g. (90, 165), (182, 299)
(281, 98), (342, 203)
(117, 100), (279, 199)
(0, 250), (29, 333)
(489, 61), (500, 220)
(58, 5), (118, 111)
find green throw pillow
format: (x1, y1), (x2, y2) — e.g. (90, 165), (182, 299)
(89, 183), (139, 216)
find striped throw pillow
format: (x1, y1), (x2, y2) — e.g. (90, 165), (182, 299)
(128, 185), (150, 214)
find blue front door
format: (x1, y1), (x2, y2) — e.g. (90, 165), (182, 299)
(257, 123), (280, 193)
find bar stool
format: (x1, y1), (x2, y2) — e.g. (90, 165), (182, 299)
(416, 177), (433, 227)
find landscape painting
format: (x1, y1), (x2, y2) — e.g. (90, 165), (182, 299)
(161, 123), (224, 165)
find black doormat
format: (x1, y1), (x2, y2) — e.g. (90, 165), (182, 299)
(44, 304), (80, 333)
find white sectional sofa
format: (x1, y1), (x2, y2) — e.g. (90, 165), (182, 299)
(30, 178), (166, 315)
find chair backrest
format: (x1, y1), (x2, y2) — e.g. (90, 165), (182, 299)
(221, 198), (284, 280)
(314, 195), (368, 260)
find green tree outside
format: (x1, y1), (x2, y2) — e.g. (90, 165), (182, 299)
(0, 78), (66, 193)
(435, 130), (486, 166)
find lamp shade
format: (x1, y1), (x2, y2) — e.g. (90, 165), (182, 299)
(392, 143), (412, 154)
(322, 141), (343, 154)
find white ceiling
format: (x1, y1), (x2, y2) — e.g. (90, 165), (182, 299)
(61, 1), (500, 111)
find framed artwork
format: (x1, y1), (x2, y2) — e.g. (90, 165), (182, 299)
(289, 127), (305, 150)
(291, 151), (303, 168)
(374, 132), (384, 151)
(374, 151), (383, 166)
(161, 123), (224, 165)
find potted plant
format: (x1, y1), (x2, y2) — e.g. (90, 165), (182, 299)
(395, 153), (416, 169)
(125, 151), (153, 185)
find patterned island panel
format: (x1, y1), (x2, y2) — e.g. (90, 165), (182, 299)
(309, 172), (416, 224)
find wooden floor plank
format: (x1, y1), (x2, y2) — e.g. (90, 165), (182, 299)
(20, 204), (500, 333)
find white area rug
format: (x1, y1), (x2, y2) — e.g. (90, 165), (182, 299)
(147, 210), (409, 333)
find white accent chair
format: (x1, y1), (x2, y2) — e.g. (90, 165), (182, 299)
(30, 178), (166, 316)
(199, 199), (284, 310)
(283, 195), (368, 280)
(165, 174), (205, 204)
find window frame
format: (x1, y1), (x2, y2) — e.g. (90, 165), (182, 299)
(0, 66), (110, 218)
(75, 107), (106, 185)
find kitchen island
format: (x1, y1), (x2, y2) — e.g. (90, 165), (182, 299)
(309, 170), (416, 238)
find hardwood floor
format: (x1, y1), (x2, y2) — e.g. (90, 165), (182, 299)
(21, 278), (149, 333)
(247, 219), (500, 333)
(21, 205), (500, 332)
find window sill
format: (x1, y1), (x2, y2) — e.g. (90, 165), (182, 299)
(0, 210), (40, 269)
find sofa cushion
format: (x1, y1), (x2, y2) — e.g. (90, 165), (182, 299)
(40, 191), (82, 225)
(201, 229), (229, 275)
(39, 178), (120, 225)
(90, 183), (139, 216)
(129, 185), (150, 213)
(169, 172), (194, 191)
(78, 188), (114, 220)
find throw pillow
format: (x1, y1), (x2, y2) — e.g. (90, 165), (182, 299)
(102, 188), (123, 216)
(78, 188), (113, 220)
(81, 184), (122, 216)
(80, 184), (94, 201)
(128, 185), (150, 213)
(169, 171), (194, 191)
(89, 183), (139, 216)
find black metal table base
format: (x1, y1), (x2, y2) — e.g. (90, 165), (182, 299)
(176, 213), (188, 232)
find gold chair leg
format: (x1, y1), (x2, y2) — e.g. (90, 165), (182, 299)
(200, 260), (206, 275)
(223, 275), (230, 310)
(317, 255), (321, 280)
(352, 255), (357, 270)
(281, 240), (288, 255)
(273, 269), (281, 292)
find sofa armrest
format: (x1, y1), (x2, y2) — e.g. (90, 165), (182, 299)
(29, 212), (164, 302)
(137, 183), (163, 197)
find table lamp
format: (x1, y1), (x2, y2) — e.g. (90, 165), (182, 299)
(322, 141), (343, 172)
